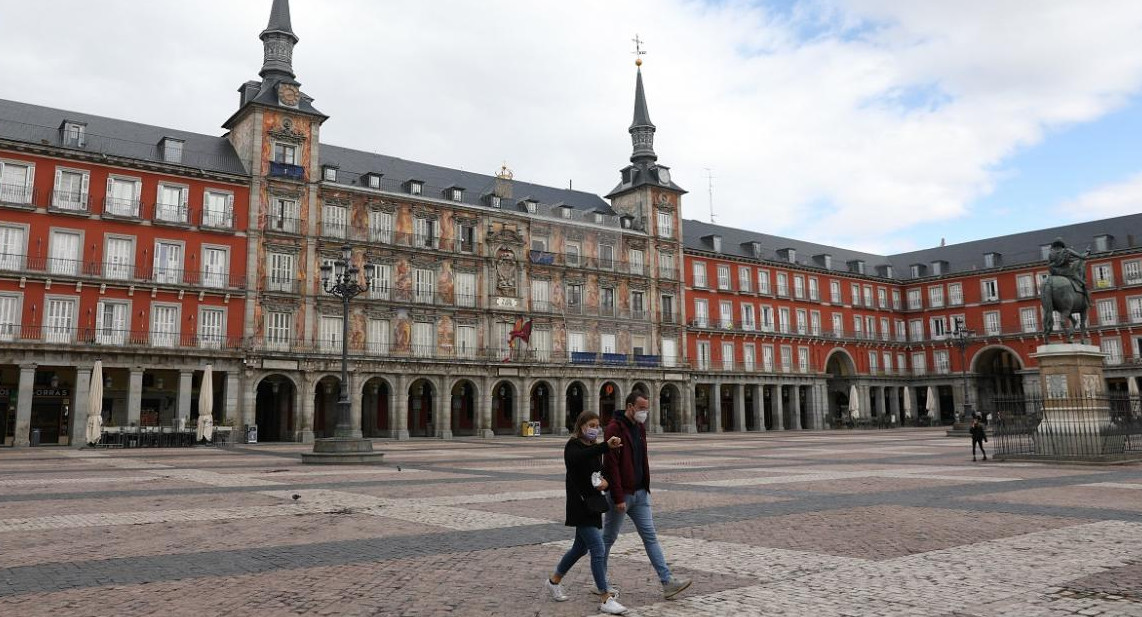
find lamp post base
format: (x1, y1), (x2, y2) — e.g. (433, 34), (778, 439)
(301, 437), (385, 465)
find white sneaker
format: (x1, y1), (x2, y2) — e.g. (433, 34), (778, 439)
(599, 596), (629, 615)
(545, 579), (569, 602)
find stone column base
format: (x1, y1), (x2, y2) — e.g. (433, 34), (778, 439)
(477, 429), (495, 438)
(393, 429), (410, 441)
(295, 430), (315, 444)
(435, 429), (453, 440)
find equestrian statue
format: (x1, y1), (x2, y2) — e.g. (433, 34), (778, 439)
(1041, 237), (1091, 342)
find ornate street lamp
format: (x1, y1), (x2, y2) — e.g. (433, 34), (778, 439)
(951, 320), (975, 428)
(302, 244), (385, 464)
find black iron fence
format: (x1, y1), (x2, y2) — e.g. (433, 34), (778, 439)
(988, 394), (1142, 462)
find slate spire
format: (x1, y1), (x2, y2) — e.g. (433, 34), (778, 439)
(629, 61), (657, 165)
(259, 0), (300, 81)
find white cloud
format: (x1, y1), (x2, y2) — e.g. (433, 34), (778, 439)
(2, 1), (1142, 252)
(1056, 170), (1142, 221)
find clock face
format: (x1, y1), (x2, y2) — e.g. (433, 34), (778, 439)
(278, 84), (300, 107)
(657, 167), (671, 184)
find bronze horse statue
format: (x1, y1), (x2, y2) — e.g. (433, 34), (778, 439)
(1041, 274), (1089, 342)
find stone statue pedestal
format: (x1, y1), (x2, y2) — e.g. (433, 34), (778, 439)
(1029, 344), (1116, 458)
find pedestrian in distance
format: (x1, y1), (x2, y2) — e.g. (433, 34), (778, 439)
(602, 392), (692, 601)
(546, 410), (629, 615)
(970, 416), (988, 462)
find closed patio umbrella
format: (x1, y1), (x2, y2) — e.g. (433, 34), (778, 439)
(902, 386), (913, 420)
(196, 364), (214, 443)
(85, 360), (104, 445)
(925, 385), (937, 423)
(848, 384), (860, 419)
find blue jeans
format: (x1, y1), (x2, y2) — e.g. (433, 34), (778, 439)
(555, 525), (609, 592)
(603, 489), (672, 583)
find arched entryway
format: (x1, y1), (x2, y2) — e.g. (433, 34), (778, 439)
(599, 381), (620, 425)
(407, 378), (434, 437)
(825, 350), (857, 427)
(492, 380), (515, 434)
(659, 384), (681, 433)
(362, 377), (391, 438)
(975, 346), (1025, 408)
(695, 384), (711, 432)
(720, 384), (734, 431)
(565, 381), (585, 429)
(530, 381), (553, 429)
(314, 375), (341, 438)
(451, 380), (478, 437)
(255, 374), (296, 442)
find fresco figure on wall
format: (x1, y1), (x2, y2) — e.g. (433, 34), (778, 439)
(438, 262), (455, 304)
(394, 260), (412, 302)
(437, 316), (454, 355)
(394, 312), (411, 353)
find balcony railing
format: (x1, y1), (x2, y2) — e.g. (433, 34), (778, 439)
(0, 184), (36, 207)
(2, 255), (247, 288)
(154, 202), (190, 225)
(200, 208), (234, 229)
(49, 190), (89, 212)
(269, 161), (305, 181)
(265, 215), (302, 234)
(102, 196), (141, 218)
(0, 325), (244, 351)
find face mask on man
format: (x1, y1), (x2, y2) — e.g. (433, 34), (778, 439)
(583, 427), (601, 441)
(634, 410), (649, 424)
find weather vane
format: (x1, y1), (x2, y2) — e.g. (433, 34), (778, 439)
(632, 34), (646, 66)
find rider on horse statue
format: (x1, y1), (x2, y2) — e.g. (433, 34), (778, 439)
(1047, 237), (1090, 306)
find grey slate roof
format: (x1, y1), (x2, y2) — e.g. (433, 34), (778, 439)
(319, 144), (614, 214)
(684, 213), (1142, 280)
(0, 98), (247, 177)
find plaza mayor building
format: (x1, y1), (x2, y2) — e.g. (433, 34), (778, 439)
(2, 0), (1142, 447)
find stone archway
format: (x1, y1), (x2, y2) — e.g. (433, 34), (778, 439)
(255, 374), (297, 442)
(361, 377), (391, 438)
(659, 384), (681, 433)
(599, 381), (620, 425)
(825, 349), (858, 427)
(974, 346), (1025, 408)
(407, 378), (434, 437)
(565, 381), (586, 430)
(451, 379), (478, 437)
(492, 380), (516, 434)
(530, 381), (553, 428)
(313, 375), (341, 438)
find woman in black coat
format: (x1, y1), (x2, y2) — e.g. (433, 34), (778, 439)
(544, 410), (627, 614)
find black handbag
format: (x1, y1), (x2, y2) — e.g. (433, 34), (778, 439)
(583, 492), (610, 514)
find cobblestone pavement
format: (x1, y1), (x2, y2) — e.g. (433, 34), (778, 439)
(2, 430), (1142, 616)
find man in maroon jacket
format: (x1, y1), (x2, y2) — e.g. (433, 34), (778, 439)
(602, 391), (692, 600)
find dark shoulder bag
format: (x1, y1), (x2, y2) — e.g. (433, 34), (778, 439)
(583, 492), (610, 514)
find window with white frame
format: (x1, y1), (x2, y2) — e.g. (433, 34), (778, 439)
(1101, 337), (1123, 365)
(852, 315), (863, 338)
(896, 353), (906, 374)
(156, 184), (188, 223)
(412, 321), (435, 357)
(323, 205), (347, 239)
(868, 351), (879, 374)
(780, 346), (792, 372)
(810, 311), (821, 335)
(532, 279), (550, 311)
(797, 309), (808, 334)
(566, 284), (582, 313)
(268, 252), (295, 292)
(273, 142), (297, 165)
(779, 307), (790, 333)
(269, 198), (299, 233)
(0, 294), (20, 341)
(809, 277), (819, 301)
(865, 315), (876, 339)
(798, 347), (809, 373)
(911, 352), (927, 375)
(693, 299), (709, 327)
(455, 221), (476, 253)
(601, 288), (616, 317)
(657, 251), (674, 278)
(776, 273), (788, 296)
(95, 300), (128, 345)
(265, 311), (292, 350)
(52, 168), (89, 210)
(414, 217), (438, 249)
(692, 261), (707, 287)
(722, 342), (735, 370)
(532, 329), (552, 361)
(629, 249), (644, 275)
(1092, 263), (1114, 288)
(600, 333), (617, 354)
(862, 285), (872, 307)
(877, 287), (887, 308)
(1021, 307), (1039, 333)
(368, 319), (390, 355)
(743, 344), (756, 371)
(717, 264), (731, 290)
(455, 324), (476, 359)
(741, 304), (755, 331)
(1128, 297), (1142, 323)
(719, 300), (733, 328)
(909, 319), (924, 341)
(762, 305), (775, 332)
(45, 297), (77, 343)
(599, 244), (614, 270)
(892, 289), (901, 309)
(0, 159), (34, 204)
(882, 352), (892, 375)
(832, 312), (843, 337)
(738, 266), (751, 292)
(794, 276), (805, 299)
(1124, 260), (1142, 285)
(661, 338), (678, 367)
(930, 316), (949, 339)
(369, 210), (394, 244)
(762, 345), (774, 371)
(947, 282), (963, 305)
(150, 304), (179, 348)
(631, 290), (646, 319)
(198, 307), (224, 349)
(981, 279), (999, 302)
(847, 282), (858, 306)
(456, 271), (477, 307)
(759, 270), (772, 295)
(934, 350), (950, 374)
(366, 263), (391, 300)
(153, 240), (183, 284)
(656, 211), (673, 238)
(1014, 273), (1033, 298)
(200, 190), (233, 228)
(907, 289), (922, 310)
(880, 317), (890, 341)
(201, 246), (228, 288)
(928, 285), (944, 308)
(1098, 298), (1118, 326)
(0, 225), (27, 271)
(984, 311), (1001, 335)
(414, 267), (435, 304)
(105, 176), (140, 217)
(696, 341), (710, 370)
(830, 279), (841, 303)
(895, 319), (906, 341)
(49, 229), (81, 276)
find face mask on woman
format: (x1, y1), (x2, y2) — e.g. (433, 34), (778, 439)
(583, 426), (600, 441)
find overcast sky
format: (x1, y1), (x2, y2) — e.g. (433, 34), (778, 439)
(4, 0), (1142, 255)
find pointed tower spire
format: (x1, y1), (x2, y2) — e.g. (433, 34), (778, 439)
(629, 47), (657, 165)
(260, 0), (300, 80)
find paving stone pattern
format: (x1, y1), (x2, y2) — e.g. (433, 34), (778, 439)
(2, 429), (1142, 616)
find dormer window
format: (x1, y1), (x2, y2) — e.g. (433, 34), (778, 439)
(847, 259), (864, 274)
(930, 261), (945, 276)
(911, 264), (926, 278)
(594, 212), (604, 224)
(712, 235), (722, 253)
(488, 194), (502, 208)
(560, 205), (572, 219)
(526, 201), (537, 214)
(984, 252), (1000, 268)
(1095, 234), (1112, 252)
(61, 121), (86, 148)
(407, 180), (423, 195)
(322, 166), (338, 182)
(778, 248), (797, 264)
(160, 137), (184, 164)
(751, 242), (763, 259)
(815, 254), (832, 269)
(363, 173), (381, 189)
(448, 187), (464, 202)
